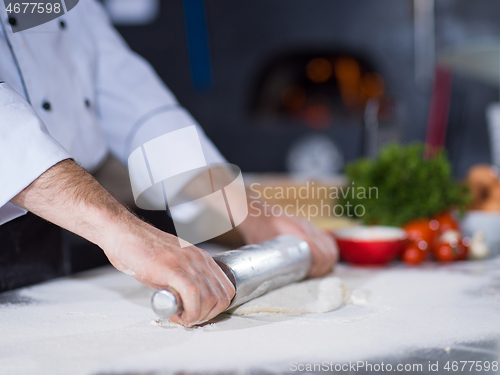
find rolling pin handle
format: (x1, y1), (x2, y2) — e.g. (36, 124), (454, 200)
(151, 287), (183, 319)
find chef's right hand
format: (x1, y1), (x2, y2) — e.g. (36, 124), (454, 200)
(10, 159), (234, 328)
(101, 216), (235, 327)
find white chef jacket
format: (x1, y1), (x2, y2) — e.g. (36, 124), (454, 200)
(0, 0), (225, 225)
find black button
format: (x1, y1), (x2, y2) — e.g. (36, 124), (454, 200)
(8, 17), (16, 26)
(42, 101), (51, 111)
(84, 99), (91, 108)
(59, 20), (66, 29)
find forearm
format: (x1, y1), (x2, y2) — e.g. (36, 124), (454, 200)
(10, 159), (133, 248)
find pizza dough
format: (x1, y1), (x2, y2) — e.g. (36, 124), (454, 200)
(230, 276), (344, 315)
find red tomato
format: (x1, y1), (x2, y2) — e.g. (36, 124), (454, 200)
(434, 243), (455, 262)
(402, 242), (427, 265)
(403, 219), (435, 249)
(433, 240), (468, 262)
(432, 211), (459, 233)
(455, 239), (469, 261)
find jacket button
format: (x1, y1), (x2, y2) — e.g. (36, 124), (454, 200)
(42, 101), (51, 111)
(8, 17), (17, 26)
(84, 99), (91, 108)
(59, 20), (66, 29)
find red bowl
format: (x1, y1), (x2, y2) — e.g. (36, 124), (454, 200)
(334, 226), (407, 265)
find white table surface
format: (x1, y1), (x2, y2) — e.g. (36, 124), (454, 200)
(1, 256), (500, 375)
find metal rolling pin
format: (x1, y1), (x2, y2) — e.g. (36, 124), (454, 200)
(151, 235), (312, 319)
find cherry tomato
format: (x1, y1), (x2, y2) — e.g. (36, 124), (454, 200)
(433, 240), (468, 262)
(455, 239), (469, 261)
(432, 211), (459, 233)
(402, 242), (427, 265)
(403, 219), (435, 249)
(434, 243), (455, 262)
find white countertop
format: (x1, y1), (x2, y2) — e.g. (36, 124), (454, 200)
(1, 257), (500, 375)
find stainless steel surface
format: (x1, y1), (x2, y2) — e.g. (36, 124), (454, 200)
(151, 287), (182, 319)
(151, 235), (311, 318)
(213, 234), (311, 309)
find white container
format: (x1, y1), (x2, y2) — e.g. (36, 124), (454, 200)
(461, 211), (500, 257)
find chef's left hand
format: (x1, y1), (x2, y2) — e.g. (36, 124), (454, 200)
(237, 206), (338, 278)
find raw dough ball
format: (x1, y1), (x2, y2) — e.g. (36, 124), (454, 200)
(230, 276), (344, 315)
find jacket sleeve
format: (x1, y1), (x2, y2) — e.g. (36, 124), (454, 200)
(81, 0), (226, 166)
(0, 82), (71, 225)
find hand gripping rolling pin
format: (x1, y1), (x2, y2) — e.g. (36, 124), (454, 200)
(151, 235), (312, 319)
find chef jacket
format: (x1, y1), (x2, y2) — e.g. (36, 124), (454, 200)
(0, 0), (225, 226)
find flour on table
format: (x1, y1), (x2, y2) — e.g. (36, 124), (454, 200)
(348, 288), (370, 305)
(230, 276), (344, 315)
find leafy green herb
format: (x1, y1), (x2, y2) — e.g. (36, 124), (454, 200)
(341, 143), (470, 226)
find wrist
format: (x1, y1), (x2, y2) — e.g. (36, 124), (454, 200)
(93, 205), (140, 250)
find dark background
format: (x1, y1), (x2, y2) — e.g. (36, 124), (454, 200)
(113, 0), (500, 178)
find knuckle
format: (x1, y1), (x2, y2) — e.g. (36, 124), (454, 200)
(206, 292), (218, 308)
(222, 294), (232, 309)
(192, 248), (210, 261)
(213, 296), (230, 313)
(169, 265), (186, 276)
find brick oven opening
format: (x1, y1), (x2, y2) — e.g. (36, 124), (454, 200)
(249, 51), (393, 130)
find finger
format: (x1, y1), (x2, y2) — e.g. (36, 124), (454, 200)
(312, 236), (336, 276)
(197, 263), (234, 322)
(301, 222), (333, 277)
(313, 230), (337, 265)
(180, 289), (202, 327)
(202, 287), (227, 323)
(190, 251), (231, 323)
(300, 222), (337, 277)
(169, 313), (182, 325)
(309, 245), (330, 277)
(202, 262), (234, 321)
(207, 258), (235, 300)
(194, 272), (219, 324)
(155, 269), (216, 326)
(167, 248), (215, 326)
(319, 232), (339, 268)
(167, 271), (202, 327)
(324, 234), (339, 264)
(307, 224), (337, 262)
(171, 248), (230, 326)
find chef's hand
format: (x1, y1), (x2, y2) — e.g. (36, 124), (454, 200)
(11, 159), (234, 327)
(237, 203), (338, 277)
(101, 218), (235, 327)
